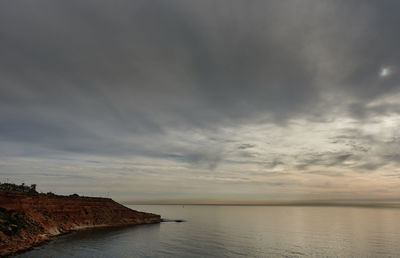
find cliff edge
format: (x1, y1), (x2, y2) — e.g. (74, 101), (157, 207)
(0, 191), (160, 256)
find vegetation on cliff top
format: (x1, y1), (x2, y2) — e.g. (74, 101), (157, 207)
(0, 182), (82, 198)
(0, 182), (37, 194)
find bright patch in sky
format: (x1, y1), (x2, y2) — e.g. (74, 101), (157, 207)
(379, 67), (390, 77)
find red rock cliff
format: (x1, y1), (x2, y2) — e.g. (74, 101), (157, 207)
(0, 191), (160, 256)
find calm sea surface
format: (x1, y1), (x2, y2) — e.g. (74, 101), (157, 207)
(17, 205), (400, 257)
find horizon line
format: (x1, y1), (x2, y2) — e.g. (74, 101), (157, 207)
(121, 200), (400, 208)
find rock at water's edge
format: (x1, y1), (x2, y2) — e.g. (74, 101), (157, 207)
(0, 191), (160, 256)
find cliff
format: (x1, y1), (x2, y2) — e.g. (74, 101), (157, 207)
(0, 191), (160, 256)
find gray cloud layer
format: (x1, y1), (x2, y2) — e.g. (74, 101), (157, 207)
(1, 0), (400, 201)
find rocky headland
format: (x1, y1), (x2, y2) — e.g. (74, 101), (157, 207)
(0, 188), (160, 256)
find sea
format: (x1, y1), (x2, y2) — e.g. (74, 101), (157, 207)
(16, 205), (400, 257)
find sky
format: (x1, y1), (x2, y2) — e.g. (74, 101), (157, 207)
(1, 0), (400, 203)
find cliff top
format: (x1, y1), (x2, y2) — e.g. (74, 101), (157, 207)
(0, 182), (37, 194)
(0, 183), (111, 201)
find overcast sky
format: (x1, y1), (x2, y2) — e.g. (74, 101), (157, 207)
(1, 0), (400, 203)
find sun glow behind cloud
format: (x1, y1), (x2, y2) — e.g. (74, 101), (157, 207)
(380, 67), (390, 77)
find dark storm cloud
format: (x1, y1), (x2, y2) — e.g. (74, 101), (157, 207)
(0, 0), (399, 167)
(0, 1), (317, 131)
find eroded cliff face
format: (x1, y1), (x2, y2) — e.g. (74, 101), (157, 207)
(0, 191), (160, 256)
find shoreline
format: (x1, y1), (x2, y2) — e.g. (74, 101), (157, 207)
(0, 191), (161, 257)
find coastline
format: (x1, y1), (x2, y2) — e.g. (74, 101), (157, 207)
(0, 191), (161, 257)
